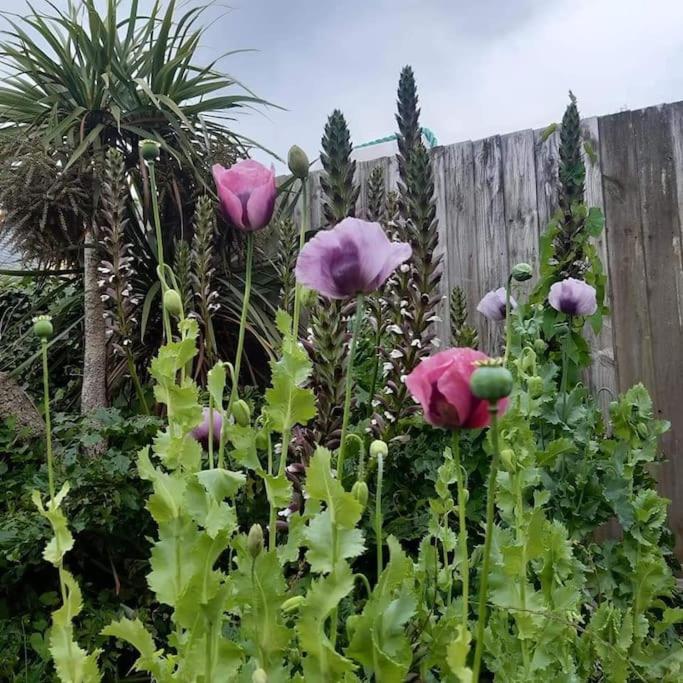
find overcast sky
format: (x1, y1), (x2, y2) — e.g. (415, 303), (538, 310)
(5, 0), (683, 170)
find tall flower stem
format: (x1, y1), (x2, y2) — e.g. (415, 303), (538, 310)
(291, 178), (309, 336)
(267, 432), (278, 552)
(337, 294), (365, 479)
(472, 405), (500, 682)
(375, 450), (384, 577)
(41, 339), (55, 502)
(207, 399), (215, 470)
(147, 160), (172, 343)
(503, 275), (513, 366)
(365, 321), (382, 418)
(515, 475), (530, 670)
(560, 316), (572, 420)
(452, 430), (469, 622)
(230, 233), (255, 408)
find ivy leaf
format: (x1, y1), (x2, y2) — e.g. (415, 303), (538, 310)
(297, 562), (357, 680)
(346, 537), (416, 680)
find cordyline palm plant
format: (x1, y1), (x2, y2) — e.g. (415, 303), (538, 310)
(0, 0), (275, 411)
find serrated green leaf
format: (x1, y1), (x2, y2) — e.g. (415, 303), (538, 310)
(207, 361), (226, 409)
(446, 625), (473, 683)
(262, 471), (293, 509)
(304, 510), (365, 573)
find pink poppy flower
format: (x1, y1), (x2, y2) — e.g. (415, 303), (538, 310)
(191, 407), (223, 446)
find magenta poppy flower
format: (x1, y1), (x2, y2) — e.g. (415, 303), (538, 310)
(476, 287), (517, 322)
(295, 217), (411, 299)
(212, 160), (276, 231)
(191, 407), (223, 446)
(405, 348), (508, 429)
(548, 278), (597, 316)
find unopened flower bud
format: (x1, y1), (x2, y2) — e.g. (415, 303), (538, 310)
(139, 138), (160, 162)
(636, 423), (649, 439)
(32, 315), (53, 340)
(470, 361), (513, 402)
(287, 145), (310, 179)
(511, 262), (533, 282)
(255, 430), (269, 451)
(351, 480), (369, 507)
(369, 440), (388, 459)
(527, 376), (544, 399)
(533, 338), (547, 354)
(252, 669), (268, 683)
(281, 595), (305, 613)
(500, 448), (515, 469)
(163, 289), (183, 317)
(247, 524), (263, 559)
(231, 399), (251, 427)
(299, 285), (317, 308)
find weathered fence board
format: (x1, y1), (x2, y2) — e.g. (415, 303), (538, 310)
(300, 99), (683, 557)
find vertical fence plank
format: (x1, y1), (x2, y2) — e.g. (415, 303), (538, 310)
(501, 129), (539, 309)
(598, 111), (657, 400)
(634, 104), (683, 554)
(431, 146), (451, 342)
(667, 102), (683, 333)
(473, 135), (508, 354)
(582, 117), (618, 414)
(534, 127), (560, 236)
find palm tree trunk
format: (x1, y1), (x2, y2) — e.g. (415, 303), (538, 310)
(81, 226), (108, 413)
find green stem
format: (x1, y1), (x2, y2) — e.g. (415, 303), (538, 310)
(147, 161), (172, 343)
(268, 432), (277, 552)
(472, 406), (500, 682)
(561, 318), (570, 420)
(366, 322), (382, 418)
(337, 294), (365, 479)
(515, 476), (530, 670)
(291, 177), (309, 336)
(230, 234), (255, 407)
(41, 340), (55, 502)
(126, 352), (149, 415)
(503, 275), (513, 366)
(453, 431), (469, 623)
(375, 451), (384, 578)
(207, 398), (215, 469)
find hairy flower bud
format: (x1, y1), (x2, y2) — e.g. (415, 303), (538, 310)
(299, 285), (317, 308)
(511, 262), (533, 282)
(139, 138), (160, 162)
(287, 144), (310, 179)
(351, 480), (369, 507)
(163, 289), (183, 316)
(32, 315), (53, 340)
(255, 430), (269, 451)
(247, 524), (264, 559)
(281, 595), (305, 613)
(369, 439), (388, 459)
(231, 399), (251, 427)
(533, 338), (547, 354)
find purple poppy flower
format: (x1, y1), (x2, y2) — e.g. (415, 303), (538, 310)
(212, 160), (276, 232)
(191, 407), (223, 446)
(295, 217), (412, 299)
(476, 287), (517, 322)
(548, 278), (597, 316)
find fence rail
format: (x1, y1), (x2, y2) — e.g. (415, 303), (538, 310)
(300, 100), (683, 558)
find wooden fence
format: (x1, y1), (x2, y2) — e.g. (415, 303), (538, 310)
(299, 100), (683, 557)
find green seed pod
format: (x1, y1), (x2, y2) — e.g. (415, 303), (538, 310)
(351, 480), (369, 507)
(533, 338), (547, 354)
(231, 399), (251, 427)
(163, 289), (183, 317)
(369, 440), (388, 459)
(252, 669), (268, 683)
(281, 595), (305, 613)
(32, 315), (53, 340)
(247, 524), (264, 559)
(520, 350), (536, 374)
(470, 365), (513, 402)
(511, 262), (533, 282)
(255, 430), (269, 451)
(139, 138), (160, 162)
(287, 145), (310, 179)
(527, 376), (544, 399)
